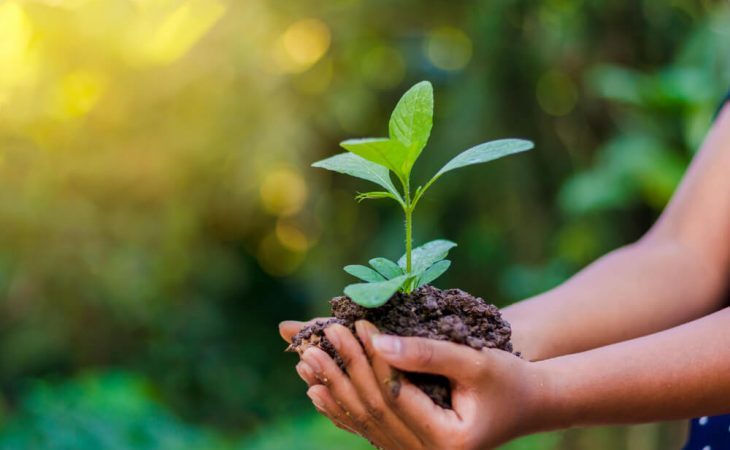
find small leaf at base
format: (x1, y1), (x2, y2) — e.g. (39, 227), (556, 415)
(344, 265), (386, 283)
(417, 260), (451, 288)
(398, 239), (457, 273)
(369, 257), (404, 279)
(344, 275), (409, 308)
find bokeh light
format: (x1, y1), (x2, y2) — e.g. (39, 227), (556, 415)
(0, 1), (37, 107)
(424, 26), (473, 72)
(273, 18), (331, 73)
(361, 45), (406, 89)
(536, 70), (579, 116)
(259, 167), (309, 217)
(276, 220), (310, 252)
(54, 70), (106, 118)
(257, 232), (306, 276)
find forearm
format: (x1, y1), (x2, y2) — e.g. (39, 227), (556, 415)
(538, 307), (730, 428)
(504, 105), (730, 362)
(503, 239), (727, 361)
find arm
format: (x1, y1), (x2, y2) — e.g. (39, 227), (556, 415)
(302, 311), (730, 450)
(505, 104), (730, 361)
(541, 307), (730, 428)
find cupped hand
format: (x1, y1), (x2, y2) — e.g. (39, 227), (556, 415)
(280, 319), (557, 450)
(280, 319), (425, 449)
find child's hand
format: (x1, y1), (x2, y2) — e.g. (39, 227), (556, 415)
(294, 320), (557, 450)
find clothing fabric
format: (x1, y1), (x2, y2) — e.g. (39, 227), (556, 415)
(682, 89), (730, 450)
(683, 415), (730, 450)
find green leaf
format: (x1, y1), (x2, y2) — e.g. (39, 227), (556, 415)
(435, 139), (533, 178)
(355, 191), (398, 202)
(368, 257), (403, 279)
(399, 239), (457, 273)
(312, 152), (402, 200)
(340, 138), (408, 179)
(417, 260), (451, 288)
(389, 81), (434, 175)
(344, 275), (409, 308)
(344, 265), (386, 283)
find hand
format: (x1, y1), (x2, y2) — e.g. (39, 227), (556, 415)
(281, 319), (557, 450)
(278, 318), (332, 388)
(281, 319), (427, 449)
(280, 318), (366, 436)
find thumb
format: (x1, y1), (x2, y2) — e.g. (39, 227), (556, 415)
(278, 321), (305, 344)
(278, 317), (331, 344)
(371, 334), (487, 381)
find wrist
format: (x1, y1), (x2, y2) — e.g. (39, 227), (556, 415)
(502, 310), (547, 361)
(525, 359), (575, 433)
(503, 300), (565, 362)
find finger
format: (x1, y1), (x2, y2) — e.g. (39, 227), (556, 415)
(279, 321), (304, 343)
(278, 317), (329, 343)
(307, 385), (359, 435)
(371, 334), (486, 381)
(326, 323), (424, 449)
(325, 324), (392, 409)
(384, 376), (463, 445)
(295, 361), (320, 386)
(309, 386), (389, 450)
(355, 321), (401, 395)
(302, 346), (397, 448)
(301, 347), (380, 433)
(358, 321), (452, 446)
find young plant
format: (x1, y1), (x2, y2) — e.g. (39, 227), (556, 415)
(313, 81), (533, 308)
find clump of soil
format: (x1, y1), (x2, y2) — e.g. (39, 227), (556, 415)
(288, 285), (515, 408)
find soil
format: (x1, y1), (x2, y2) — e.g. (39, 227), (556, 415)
(288, 285), (515, 408)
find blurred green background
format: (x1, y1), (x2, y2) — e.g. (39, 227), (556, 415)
(0, 0), (728, 448)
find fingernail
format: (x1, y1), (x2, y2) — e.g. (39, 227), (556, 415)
(325, 326), (341, 349)
(307, 391), (325, 410)
(296, 362), (315, 380)
(279, 320), (302, 331)
(355, 321), (378, 341)
(302, 348), (322, 373)
(372, 334), (401, 356)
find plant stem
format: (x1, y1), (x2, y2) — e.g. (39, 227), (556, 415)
(404, 180), (413, 275)
(405, 205), (413, 274)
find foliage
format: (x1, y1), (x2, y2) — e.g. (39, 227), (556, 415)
(314, 81), (533, 307)
(500, 433), (561, 450)
(241, 414), (373, 450)
(0, 372), (230, 450)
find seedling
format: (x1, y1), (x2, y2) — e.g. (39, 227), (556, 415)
(313, 81), (533, 308)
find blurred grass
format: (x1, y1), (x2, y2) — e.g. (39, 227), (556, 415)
(0, 372), (229, 450)
(0, 0), (728, 448)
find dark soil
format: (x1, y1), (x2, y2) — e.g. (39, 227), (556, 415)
(288, 285), (515, 408)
